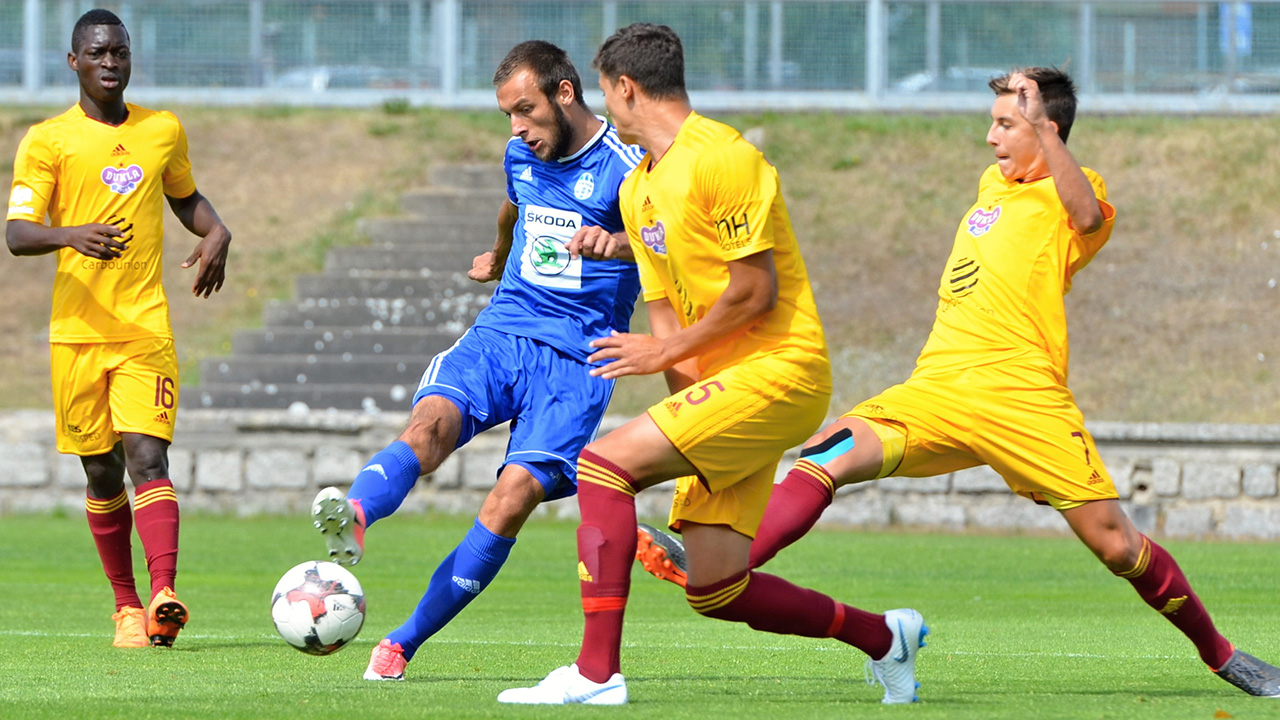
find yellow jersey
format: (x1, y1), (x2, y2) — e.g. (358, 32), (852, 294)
(621, 112), (828, 381)
(914, 164), (1116, 384)
(7, 103), (197, 343)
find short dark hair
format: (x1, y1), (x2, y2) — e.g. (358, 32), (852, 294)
(72, 8), (127, 52)
(989, 67), (1077, 142)
(593, 23), (688, 101)
(493, 40), (588, 109)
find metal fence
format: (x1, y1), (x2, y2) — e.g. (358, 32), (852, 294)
(4, 0), (1280, 112)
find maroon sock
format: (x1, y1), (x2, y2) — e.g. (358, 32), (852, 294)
(133, 479), (179, 600)
(86, 489), (142, 610)
(574, 449), (641, 683)
(1118, 535), (1234, 669)
(749, 459), (835, 569)
(688, 569), (892, 659)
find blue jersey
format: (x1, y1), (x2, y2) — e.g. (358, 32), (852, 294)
(473, 119), (644, 363)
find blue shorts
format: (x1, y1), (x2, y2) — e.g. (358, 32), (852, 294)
(412, 326), (614, 501)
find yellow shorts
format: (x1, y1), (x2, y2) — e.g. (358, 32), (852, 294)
(650, 355), (831, 537)
(845, 365), (1116, 506)
(51, 337), (179, 455)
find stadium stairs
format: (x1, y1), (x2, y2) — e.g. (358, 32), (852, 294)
(183, 165), (506, 411)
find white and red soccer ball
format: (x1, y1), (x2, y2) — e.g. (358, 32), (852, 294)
(270, 560), (366, 655)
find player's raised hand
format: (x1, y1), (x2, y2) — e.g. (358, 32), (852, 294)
(587, 330), (671, 379)
(1010, 72), (1049, 128)
(568, 226), (633, 261)
(182, 223), (231, 298)
(62, 222), (129, 259)
(468, 251), (503, 282)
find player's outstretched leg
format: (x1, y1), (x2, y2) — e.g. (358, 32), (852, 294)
(312, 439), (425, 565)
(312, 486), (366, 566)
(865, 608), (930, 704)
(687, 562), (922, 704)
(635, 523), (687, 587)
(1215, 650), (1280, 697)
(369, 519), (516, 680)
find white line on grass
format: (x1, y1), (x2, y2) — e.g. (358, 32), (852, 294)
(0, 629), (1179, 659)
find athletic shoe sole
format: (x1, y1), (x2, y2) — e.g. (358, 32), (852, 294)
(636, 523), (688, 588)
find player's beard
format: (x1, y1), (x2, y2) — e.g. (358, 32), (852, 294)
(546, 102), (575, 161)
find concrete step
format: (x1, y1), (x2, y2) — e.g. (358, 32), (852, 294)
(323, 245), (484, 276)
(357, 217), (494, 246)
(262, 295), (487, 331)
(231, 326), (461, 356)
(294, 273), (486, 300)
(201, 354), (427, 385)
(430, 164), (506, 191)
(183, 382), (418, 412)
(399, 188), (508, 219)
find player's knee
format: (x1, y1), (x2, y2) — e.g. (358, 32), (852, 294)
(400, 410), (460, 469)
(81, 452), (125, 496)
(1095, 535), (1141, 572)
(121, 438), (169, 482)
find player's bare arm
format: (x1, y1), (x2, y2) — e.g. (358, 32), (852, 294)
(587, 248), (777, 379)
(469, 198), (518, 283)
(168, 189), (231, 298)
(644, 297), (699, 391)
(5, 218), (129, 259)
(568, 226), (634, 261)
(1012, 73), (1104, 235)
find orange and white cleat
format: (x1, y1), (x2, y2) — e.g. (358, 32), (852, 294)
(146, 587), (189, 647)
(364, 638), (408, 681)
(635, 523), (688, 588)
(112, 606), (148, 648)
(312, 487), (366, 567)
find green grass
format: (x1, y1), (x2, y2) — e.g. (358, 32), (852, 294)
(2, 514), (1278, 720)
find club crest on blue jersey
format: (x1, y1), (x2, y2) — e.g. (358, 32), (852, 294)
(101, 165), (144, 195)
(967, 206), (1001, 237)
(573, 172), (595, 200)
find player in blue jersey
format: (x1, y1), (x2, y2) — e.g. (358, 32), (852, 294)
(308, 40), (643, 682)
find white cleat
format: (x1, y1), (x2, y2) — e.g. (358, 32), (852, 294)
(497, 664), (628, 705)
(865, 608), (928, 704)
(311, 486), (364, 566)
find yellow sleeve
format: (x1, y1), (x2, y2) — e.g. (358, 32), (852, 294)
(629, 222), (667, 303)
(1066, 169), (1116, 279)
(7, 127), (55, 223)
(162, 114), (197, 199)
(699, 140), (778, 261)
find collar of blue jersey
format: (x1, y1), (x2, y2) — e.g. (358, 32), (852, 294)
(558, 115), (610, 164)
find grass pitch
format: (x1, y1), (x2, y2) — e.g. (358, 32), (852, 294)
(1, 513), (1278, 720)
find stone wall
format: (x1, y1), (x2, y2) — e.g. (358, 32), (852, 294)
(1, 410), (1278, 541)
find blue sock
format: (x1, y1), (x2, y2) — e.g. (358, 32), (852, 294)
(386, 519), (516, 660)
(347, 441), (421, 527)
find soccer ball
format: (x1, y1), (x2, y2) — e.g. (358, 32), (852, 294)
(270, 560), (366, 655)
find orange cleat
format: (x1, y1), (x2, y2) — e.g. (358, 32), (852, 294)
(363, 638), (408, 681)
(146, 587), (189, 647)
(112, 606), (148, 648)
(635, 523), (688, 588)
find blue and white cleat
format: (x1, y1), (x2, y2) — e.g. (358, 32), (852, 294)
(497, 664), (628, 705)
(865, 608), (928, 704)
